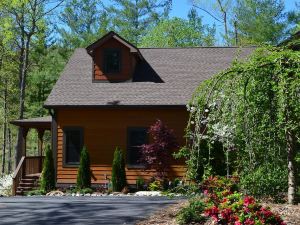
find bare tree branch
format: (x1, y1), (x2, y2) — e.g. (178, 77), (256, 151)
(192, 4), (223, 23)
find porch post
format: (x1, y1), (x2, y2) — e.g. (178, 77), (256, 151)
(37, 129), (45, 156)
(37, 129), (45, 172)
(22, 127), (29, 157)
(21, 127), (28, 177)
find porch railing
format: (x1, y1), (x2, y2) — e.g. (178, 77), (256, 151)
(12, 156), (44, 195)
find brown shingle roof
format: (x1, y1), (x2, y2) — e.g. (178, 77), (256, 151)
(44, 47), (254, 108)
(10, 116), (52, 129)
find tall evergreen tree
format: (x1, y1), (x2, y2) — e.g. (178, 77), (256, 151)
(59, 0), (109, 49)
(235, 0), (287, 45)
(107, 0), (172, 46)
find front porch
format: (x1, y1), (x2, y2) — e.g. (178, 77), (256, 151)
(10, 116), (52, 195)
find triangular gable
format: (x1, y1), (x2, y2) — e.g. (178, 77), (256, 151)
(86, 31), (139, 55)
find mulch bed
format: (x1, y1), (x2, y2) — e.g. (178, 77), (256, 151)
(262, 203), (300, 225)
(136, 200), (188, 225)
(136, 200), (300, 225)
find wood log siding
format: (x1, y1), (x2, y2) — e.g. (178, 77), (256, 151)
(93, 38), (137, 82)
(56, 108), (188, 185)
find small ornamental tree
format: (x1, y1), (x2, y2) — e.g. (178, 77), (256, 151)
(41, 145), (55, 192)
(76, 146), (91, 189)
(111, 147), (127, 192)
(140, 119), (179, 178)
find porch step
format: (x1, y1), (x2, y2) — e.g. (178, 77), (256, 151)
(25, 173), (41, 179)
(16, 174), (41, 196)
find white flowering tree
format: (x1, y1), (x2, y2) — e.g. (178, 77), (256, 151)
(0, 174), (13, 196)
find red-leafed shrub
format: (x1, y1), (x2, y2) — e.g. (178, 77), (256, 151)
(139, 119), (179, 178)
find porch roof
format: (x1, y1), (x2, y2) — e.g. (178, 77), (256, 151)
(11, 116), (52, 130)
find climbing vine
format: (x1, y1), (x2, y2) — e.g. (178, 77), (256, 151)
(175, 47), (300, 204)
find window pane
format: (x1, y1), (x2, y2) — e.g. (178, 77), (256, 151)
(104, 49), (121, 73)
(65, 129), (82, 164)
(127, 128), (147, 165)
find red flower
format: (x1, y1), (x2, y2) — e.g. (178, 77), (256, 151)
(243, 196), (255, 207)
(205, 206), (219, 221)
(258, 207), (274, 218)
(220, 208), (233, 222)
(243, 207), (250, 213)
(234, 221), (242, 225)
(244, 218), (255, 225)
(222, 197), (228, 203)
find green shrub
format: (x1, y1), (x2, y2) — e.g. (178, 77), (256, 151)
(172, 178), (181, 188)
(40, 145), (55, 192)
(79, 187), (93, 194)
(148, 180), (161, 191)
(26, 189), (46, 196)
(66, 187), (94, 194)
(76, 146), (91, 189)
(176, 198), (206, 225)
(201, 176), (239, 195)
(111, 147), (127, 192)
(240, 163), (287, 200)
(136, 176), (145, 190)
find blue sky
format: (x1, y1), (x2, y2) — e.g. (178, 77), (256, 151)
(170, 0), (298, 20)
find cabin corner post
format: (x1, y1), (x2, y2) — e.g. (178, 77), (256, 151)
(51, 110), (58, 187)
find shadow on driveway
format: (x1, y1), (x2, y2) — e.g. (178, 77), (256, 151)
(0, 196), (180, 225)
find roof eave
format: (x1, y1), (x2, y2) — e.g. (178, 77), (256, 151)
(43, 104), (187, 109)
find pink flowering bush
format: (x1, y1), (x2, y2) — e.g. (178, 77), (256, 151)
(202, 176), (286, 225)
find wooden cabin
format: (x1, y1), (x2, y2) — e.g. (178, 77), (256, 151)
(11, 31), (254, 194)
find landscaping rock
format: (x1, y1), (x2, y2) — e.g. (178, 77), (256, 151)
(134, 191), (162, 197)
(46, 190), (65, 197)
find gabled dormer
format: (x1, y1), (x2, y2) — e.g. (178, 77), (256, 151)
(86, 31), (142, 82)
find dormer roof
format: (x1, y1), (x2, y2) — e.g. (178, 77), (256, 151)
(86, 31), (140, 55)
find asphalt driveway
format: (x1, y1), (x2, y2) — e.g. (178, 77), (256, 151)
(0, 196), (180, 225)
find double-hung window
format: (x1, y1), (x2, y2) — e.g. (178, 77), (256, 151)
(63, 127), (83, 165)
(127, 127), (148, 166)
